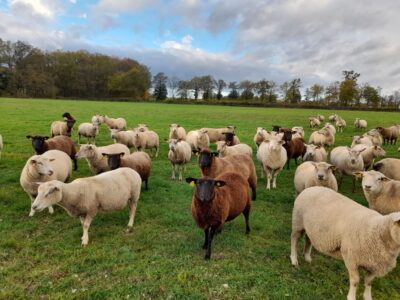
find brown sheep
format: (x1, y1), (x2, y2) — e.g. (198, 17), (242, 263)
(26, 135), (77, 170)
(282, 131), (306, 170)
(222, 132), (240, 146)
(376, 126), (394, 145)
(196, 148), (257, 201)
(186, 172), (251, 260)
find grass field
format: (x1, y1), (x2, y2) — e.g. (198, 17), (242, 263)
(1, 97), (400, 299)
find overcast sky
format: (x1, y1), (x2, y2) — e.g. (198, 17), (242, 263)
(1, 0), (400, 93)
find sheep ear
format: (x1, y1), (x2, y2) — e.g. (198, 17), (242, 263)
(30, 159), (37, 164)
(379, 176), (390, 182)
(119, 152), (125, 157)
(177, 124), (180, 127)
(279, 140), (285, 144)
(185, 177), (197, 186)
(328, 165), (336, 171)
(49, 158), (55, 162)
(311, 162), (317, 169)
(374, 145), (378, 150)
(44, 136), (49, 140)
(214, 180), (226, 187)
(192, 149), (199, 154)
(26, 135), (32, 139)
(101, 153), (108, 157)
(353, 171), (364, 178)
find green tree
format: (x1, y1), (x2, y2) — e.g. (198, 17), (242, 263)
(108, 65), (151, 99)
(362, 84), (380, 108)
(239, 80), (254, 99)
(286, 78), (301, 104)
(310, 84), (324, 101)
(152, 72), (168, 101)
(339, 70), (360, 106)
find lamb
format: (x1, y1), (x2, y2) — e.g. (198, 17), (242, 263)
(186, 129), (210, 151)
(373, 158), (400, 180)
(31, 168), (141, 246)
(186, 172), (251, 260)
(256, 136), (287, 190)
(282, 131), (306, 170)
(75, 143), (130, 174)
(20, 150), (72, 216)
(253, 127), (270, 148)
(290, 186), (400, 300)
(376, 126), (393, 145)
(103, 115), (127, 130)
(110, 129), (136, 150)
(0, 134), (2, 159)
(294, 161), (337, 195)
(197, 148), (257, 200)
(303, 144), (327, 162)
(167, 139), (192, 181)
(216, 141), (252, 158)
(26, 135), (77, 170)
(169, 124), (187, 140)
(335, 117), (346, 132)
(291, 126), (305, 139)
(200, 126), (236, 143)
(78, 122), (99, 144)
(308, 117), (320, 128)
(103, 152), (151, 190)
(354, 118), (367, 130)
(351, 144), (386, 170)
(308, 127), (335, 147)
(330, 146), (365, 192)
(50, 119), (75, 137)
(133, 130), (159, 157)
(350, 135), (373, 148)
(356, 170), (400, 215)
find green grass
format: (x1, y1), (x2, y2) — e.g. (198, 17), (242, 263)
(1, 97), (400, 299)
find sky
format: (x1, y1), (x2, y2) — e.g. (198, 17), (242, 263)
(1, 0), (400, 93)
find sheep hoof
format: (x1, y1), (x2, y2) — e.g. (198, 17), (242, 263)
(28, 212), (34, 217)
(290, 256), (299, 266)
(304, 255), (312, 263)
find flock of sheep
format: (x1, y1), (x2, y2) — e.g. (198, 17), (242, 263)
(2, 110), (400, 300)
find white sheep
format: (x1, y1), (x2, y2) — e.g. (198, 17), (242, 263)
(200, 126), (236, 143)
(335, 117), (346, 132)
(50, 119), (75, 137)
(308, 128), (335, 147)
(291, 186), (400, 300)
(78, 122), (99, 144)
(373, 158), (400, 180)
(366, 129), (383, 146)
(303, 144), (327, 162)
(256, 136), (287, 189)
(328, 113), (338, 122)
(110, 129), (137, 150)
(167, 139), (192, 180)
(0, 134), (3, 159)
(308, 117), (320, 128)
(356, 170), (400, 215)
(216, 141), (253, 158)
(75, 143), (130, 174)
(103, 115), (127, 130)
(354, 118), (367, 130)
(134, 124), (149, 132)
(133, 130), (159, 157)
(323, 123), (336, 135)
(253, 127), (270, 148)
(291, 126), (305, 139)
(351, 144), (386, 170)
(169, 124), (187, 140)
(20, 150), (72, 217)
(294, 161), (337, 195)
(31, 168), (141, 246)
(350, 135), (374, 148)
(330, 146), (365, 192)
(186, 129), (210, 150)
(317, 115), (325, 122)
(91, 115), (104, 125)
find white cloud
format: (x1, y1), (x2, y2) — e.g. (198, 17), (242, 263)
(9, 0), (63, 19)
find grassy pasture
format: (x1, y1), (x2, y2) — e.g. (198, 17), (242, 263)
(0, 97), (400, 299)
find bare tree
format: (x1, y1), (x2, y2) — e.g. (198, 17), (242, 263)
(168, 76), (180, 99)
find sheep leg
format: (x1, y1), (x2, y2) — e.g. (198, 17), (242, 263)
(72, 157), (78, 171)
(171, 163), (176, 180)
(344, 262), (359, 300)
(260, 164), (265, 178)
(363, 272), (375, 300)
(144, 179), (148, 191)
(266, 169), (271, 190)
(303, 235), (312, 263)
(81, 215), (93, 246)
(352, 176), (357, 193)
(204, 227), (216, 260)
(272, 170), (279, 189)
(28, 194), (36, 217)
(202, 228), (210, 249)
(286, 157), (291, 170)
(155, 146), (159, 158)
(243, 206), (251, 234)
(128, 198), (139, 228)
(48, 205), (54, 214)
(178, 165), (183, 181)
(290, 229), (303, 266)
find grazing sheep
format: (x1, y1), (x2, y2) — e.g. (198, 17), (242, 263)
(294, 162), (337, 195)
(290, 186), (400, 300)
(373, 158), (400, 180)
(20, 150), (72, 216)
(167, 139), (191, 181)
(257, 136), (287, 190)
(356, 170), (400, 215)
(308, 117), (320, 128)
(335, 117), (346, 132)
(75, 143), (130, 174)
(253, 127), (270, 148)
(291, 126), (305, 139)
(308, 127), (335, 147)
(186, 172), (251, 260)
(110, 129), (137, 150)
(200, 126), (236, 143)
(0, 134), (3, 159)
(186, 129), (210, 151)
(351, 144), (386, 170)
(216, 141), (252, 158)
(103, 152), (151, 190)
(50, 119), (76, 137)
(169, 124), (187, 140)
(78, 123), (99, 144)
(317, 115), (325, 122)
(103, 115), (127, 130)
(303, 144), (327, 162)
(31, 168), (141, 246)
(282, 131), (306, 170)
(376, 126), (393, 145)
(197, 148), (257, 200)
(389, 125), (399, 144)
(133, 130), (159, 157)
(354, 118), (367, 130)
(351, 135), (373, 148)
(26, 135), (77, 171)
(328, 113), (338, 122)
(330, 146), (365, 192)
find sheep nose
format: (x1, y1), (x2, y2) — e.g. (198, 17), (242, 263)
(351, 159), (356, 164)
(32, 204), (38, 210)
(49, 170), (54, 175)
(365, 185), (371, 190)
(318, 175), (324, 180)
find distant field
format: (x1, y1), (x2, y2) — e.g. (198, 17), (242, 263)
(1, 97), (399, 299)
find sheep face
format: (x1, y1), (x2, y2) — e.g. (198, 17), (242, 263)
(198, 150), (218, 168)
(32, 181), (62, 212)
(186, 177), (226, 202)
(347, 148), (364, 165)
(102, 152), (124, 170)
(137, 124), (148, 132)
(265, 137), (284, 152)
(76, 144), (96, 159)
(312, 162), (335, 182)
(222, 132), (235, 143)
(215, 141), (226, 153)
(303, 144), (318, 161)
(109, 129), (120, 139)
(30, 157), (54, 176)
(372, 145), (386, 157)
(358, 170), (390, 194)
(27, 135), (49, 152)
(66, 119), (76, 130)
(168, 139), (180, 152)
(272, 125), (281, 132)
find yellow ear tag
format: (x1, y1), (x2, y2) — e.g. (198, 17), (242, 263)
(190, 181), (195, 187)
